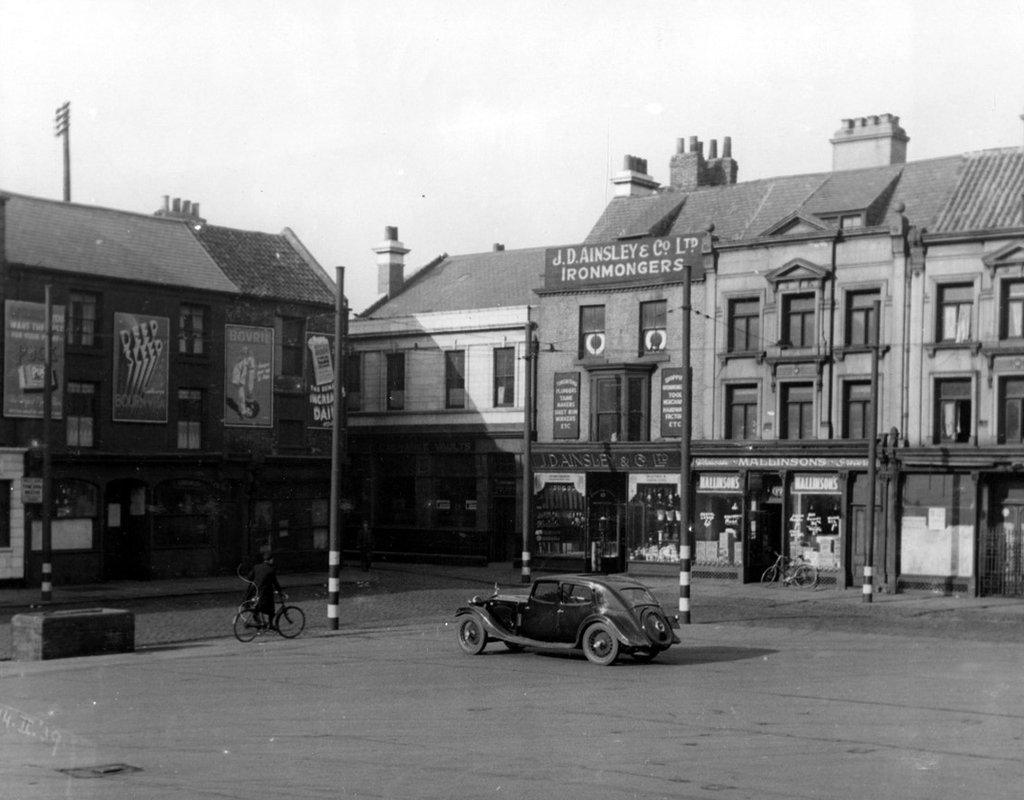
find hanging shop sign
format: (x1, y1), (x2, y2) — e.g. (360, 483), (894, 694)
(792, 473), (841, 494)
(698, 473), (742, 493)
(543, 234), (704, 291)
(224, 324), (274, 428)
(3, 300), (65, 419)
(660, 367), (684, 436)
(306, 332), (335, 429)
(112, 312), (169, 423)
(553, 372), (580, 439)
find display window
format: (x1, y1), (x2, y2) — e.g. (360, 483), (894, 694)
(534, 474), (586, 555)
(788, 473), (842, 571)
(626, 475), (681, 562)
(694, 473), (743, 566)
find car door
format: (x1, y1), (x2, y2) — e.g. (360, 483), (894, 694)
(519, 579), (562, 642)
(557, 582), (596, 642)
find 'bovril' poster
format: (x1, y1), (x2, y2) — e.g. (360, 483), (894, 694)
(224, 324), (273, 427)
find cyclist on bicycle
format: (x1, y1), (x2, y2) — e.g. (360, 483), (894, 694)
(246, 552), (282, 629)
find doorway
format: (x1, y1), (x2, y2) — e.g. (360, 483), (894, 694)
(103, 480), (150, 580)
(746, 474), (782, 581)
(982, 480), (1024, 597)
(586, 472), (627, 573)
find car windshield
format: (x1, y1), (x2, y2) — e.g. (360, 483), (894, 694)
(617, 586), (659, 607)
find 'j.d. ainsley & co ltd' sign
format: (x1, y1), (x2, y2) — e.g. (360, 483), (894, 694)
(544, 234), (704, 292)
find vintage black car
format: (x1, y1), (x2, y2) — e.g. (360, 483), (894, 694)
(454, 574), (680, 665)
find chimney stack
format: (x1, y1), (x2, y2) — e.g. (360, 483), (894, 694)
(374, 225), (410, 297)
(830, 113), (909, 171)
(670, 134), (738, 190)
(612, 154), (660, 197)
(154, 195), (206, 226)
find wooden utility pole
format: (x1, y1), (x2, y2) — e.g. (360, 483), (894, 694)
(328, 267), (347, 629)
(54, 102), (70, 202)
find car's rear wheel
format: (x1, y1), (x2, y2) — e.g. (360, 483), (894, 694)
(456, 616), (487, 655)
(581, 622), (619, 666)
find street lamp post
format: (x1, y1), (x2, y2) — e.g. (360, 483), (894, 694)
(679, 262), (692, 624)
(41, 286), (54, 602)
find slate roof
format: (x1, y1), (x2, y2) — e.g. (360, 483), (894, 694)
(192, 224), (335, 304)
(1, 191), (239, 293)
(586, 147), (1024, 244)
(362, 247), (546, 318)
(1, 190), (336, 306)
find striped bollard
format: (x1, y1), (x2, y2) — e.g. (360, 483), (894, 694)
(328, 550), (341, 628)
(41, 561), (52, 602)
(678, 544), (691, 624)
(862, 565), (873, 603)
(521, 550), (531, 584)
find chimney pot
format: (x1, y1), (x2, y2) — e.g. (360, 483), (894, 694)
(676, 137), (686, 154)
(183, 200), (192, 215)
(688, 136), (699, 153)
(722, 136), (732, 158)
(162, 195), (170, 212)
(708, 139), (718, 159)
(172, 198), (181, 213)
(385, 225), (398, 241)
(493, 243), (505, 251)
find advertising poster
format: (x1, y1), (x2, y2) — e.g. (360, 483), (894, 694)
(306, 332), (335, 428)
(3, 300), (65, 419)
(553, 371), (580, 439)
(224, 324), (274, 427)
(660, 367), (684, 436)
(113, 312), (169, 422)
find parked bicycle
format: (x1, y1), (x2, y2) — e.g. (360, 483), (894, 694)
(760, 550), (819, 588)
(233, 569), (306, 642)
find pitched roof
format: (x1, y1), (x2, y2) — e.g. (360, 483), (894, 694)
(362, 247), (545, 318)
(1, 191), (239, 293)
(585, 148), (1024, 244)
(192, 224), (335, 304)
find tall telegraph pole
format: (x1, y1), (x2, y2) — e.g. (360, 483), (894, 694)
(54, 102), (71, 202)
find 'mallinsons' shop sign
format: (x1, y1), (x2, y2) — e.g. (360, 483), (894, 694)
(544, 234), (703, 291)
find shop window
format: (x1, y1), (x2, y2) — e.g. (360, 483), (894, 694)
(66, 291), (97, 347)
(639, 300), (667, 354)
(31, 480), (98, 551)
(178, 304), (206, 355)
(66, 381), (97, 447)
(579, 305), (606, 358)
(377, 455), (415, 525)
(999, 377), (1024, 444)
(789, 474), (842, 571)
(277, 316), (305, 377)
(937, 283), (973, 342)
(534, 482), (586, 556)
(842, 381), (872, 439)
(781, 383), (814, 440)
(728, 297), (760, 352)
(0, 480), (10, 548)
(493, 346), (515, 407)
(627, 484), (681, 563)
(445, 350), (465, 409)
(345, 353), (362, 411)
(152, 480), (216, 549)
(590, 371), (649, 442)
(693, 481), (743, 566)
(845, 289), (880, 346)
(386, 352), (405, 410)
(1000, 279), (1024, 340)
(725, 384), (758, 440)
(900, 473), (975, 579)
(781, 293), (815, 348)
(176, 388), (203, 450)
(934, 378), (972, 444)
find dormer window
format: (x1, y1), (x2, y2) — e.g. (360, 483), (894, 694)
(839, 213), (864, 230)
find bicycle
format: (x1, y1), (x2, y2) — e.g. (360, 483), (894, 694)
(760, 550), (819, 588)
(233, 571), (306, 642)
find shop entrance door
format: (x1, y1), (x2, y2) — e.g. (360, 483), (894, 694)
(586, 473), (627, 573)
(746, 475), (782, 581)
(982, 501), (1024, 597)
(103, 480), (150, 580)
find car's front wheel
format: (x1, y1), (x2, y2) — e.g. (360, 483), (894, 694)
(456, 616), (487, 655)
(581, 622), (619, 666)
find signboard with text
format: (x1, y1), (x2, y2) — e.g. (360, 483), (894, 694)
(544, 234), (703, 292)
(660, 367), (684, 436)
(113, 312), (169, 422)
(306, 332), (335, 429)
(553, 372), (580, 439)
(3, 300), (64, 419)
(224, 324), (274, 428)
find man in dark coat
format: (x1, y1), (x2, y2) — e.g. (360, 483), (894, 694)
(247, 553), (282, 629)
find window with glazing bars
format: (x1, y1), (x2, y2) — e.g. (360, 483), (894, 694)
(177, 388), (203, 450)
(843, 381), (872, 439)
(935, 378), (971, 443)
(725, 384), (758, 439)
(639, 300), (667, 354)
(1001, 280), (1024, 339)
(179, 305), (206, 355)
(445, 350), (465, 408)
(937, 284), (973, 342)
(845, 290), (879, 346)
(67, 292), (97, 347)
(999, 377), (1024, 443)
(728, 297), (760, 352)
(493, 346), (515, 407)
(66, 381), (97, 447)
(386, 352), (405, 410)
(782, 293), (815, 348)
(781, 383), (814, 439)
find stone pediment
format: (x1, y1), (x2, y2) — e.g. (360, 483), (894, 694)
(760, 212), (829, 238)
(982, 240), (1024, 273)
(764, 258), (832, 289)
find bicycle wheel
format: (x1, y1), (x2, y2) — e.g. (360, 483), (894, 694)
(760, 565), (779, 585)
(792, 564), (819, 589)
(233, 608), (260, 642)
(275, 605), (306, 638)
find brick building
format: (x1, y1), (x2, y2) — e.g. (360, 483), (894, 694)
(0, 191), (336, 585)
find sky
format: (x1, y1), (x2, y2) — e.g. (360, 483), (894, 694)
(1, 0), (1023, 313)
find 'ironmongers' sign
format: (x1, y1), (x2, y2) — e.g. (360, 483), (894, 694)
(544, 234), (703, 291)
